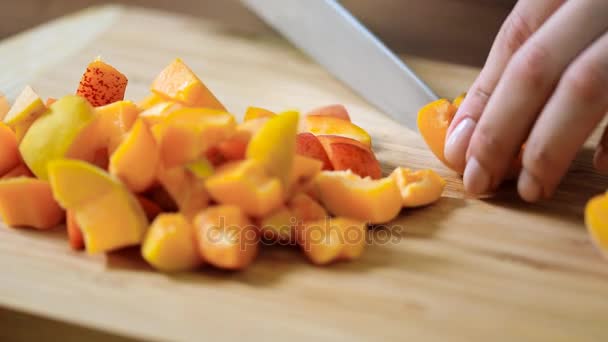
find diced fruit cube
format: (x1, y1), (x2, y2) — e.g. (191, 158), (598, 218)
(0, 178), (64, 230)
(317, 135), (382, 179)
(48, 159), (148, 254)
(307, 104), (351, 122)
(244, 106), (275, 121)
(137, 93), (166, 110)
(298, 217), (366, 265)
(0, 122), (20, 176)
(142, 213), (203, 272)
(314, 170), (402, 224)
(391, 167), (445, 207)
(110, 119), (159, 193)
(296, 133), (332, 171)
(139, 101), (183, 125)
(205, 160), (283, 217)
(95, 100), (140, 154)
(194, 206), (258, 270)
(77, 58), (128, 107)
(260, 206), (296, 243)
(157, 165), (210, 221)
(19, 96), (98, 180)
(151, 58), (226, 110)
(246, 110), (299, 186)
(4, 86), (47, 142)
(304, 115), (371, 147)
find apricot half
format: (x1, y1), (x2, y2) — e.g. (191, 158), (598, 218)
(4, 86), (46, 142)
(585, 194), (608, 259)
(390, 167), (446, 207)
(304, 116), (371, 147)
(194, 205), (258, 270)
(48, 159), (148, 254)
(314, 170), (402, 224)
(247, 110), (299, 187)
(417, 99), (457, 167)
(142, 213), (203, 272)
(317, 135), (382, 179)
(0, 178), (64, 230)
(298, 217), (366, 265)
(151, 58), (226, 110)
(205, 160), (283, 217)
(20, 96), (97, 180)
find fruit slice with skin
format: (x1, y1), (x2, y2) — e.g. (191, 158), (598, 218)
(298, 217), (367, 265)
(0, 122), (20, 176)
(307, 104), (351, 122)
(19, 96), (97, 180)
(77, 58), (128, 107)
(142, 213), (203, 272)
(417, 99), (457, 168)
(247, 110), (299, 187)
(110, 119), (159, 193)
(0, 178), (64, 230)
(317, 135), (382, 179)
(48, 159), (148, 254)
(205, 159), (283, 217)
(151, 58), (226, 110)
(304, 115), (371, 147)
(194, 205), (258, 270)
(296, 133), (332, 171)
(390, 167), (446, 207)
(314, 170), (402, 224)
(0, 92), (9, 120)
(585, 194), (608, 259)
(244, 106), (275, 121)
(67, 210), (85, 250)
(4, 86), (47, 142)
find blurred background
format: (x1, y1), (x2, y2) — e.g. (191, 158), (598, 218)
(1, 0), (516, 66)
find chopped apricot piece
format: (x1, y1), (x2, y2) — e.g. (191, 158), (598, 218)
(95, 100), (140, 154)
(0, 123), (20, 176)
(205, 160), (283, 217)
(194, 206), (258, 270)
(216, 130), (250, 162)
(77, 58), (128, 107)
(317, 135), (382, 179)
(307, 104), (351, 122)
(298, 217), (366, 265)
(305, 115), (371, 147)
(66, 211), (85, 250)
(0, 178), (64, 230)
(391, 167), (445, 207)
(137, 93), (166, 110)
(4, 86), (47, 142)
(314, 170), (402, 224)
(151, 58), (226, 110)
(288, 193), (327, 223)
(139, 101), (183, 125)
(417, 99), (457, 167)
(110, 120), (159, 193)
(142, 213), (203, 272)
(289, 155), (323, 196)
(244, 106), (275, 121)
(296, 133), (332, 171)
(157, 165), (210, 221)
(585, 194), (608, 259)
(260, 206), (297, 243)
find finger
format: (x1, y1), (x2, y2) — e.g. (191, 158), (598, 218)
(463, 0), (608, 195)
(444, 0), (564, 172)
(594, 124), (608, 173)
(519, 31), (608, 201)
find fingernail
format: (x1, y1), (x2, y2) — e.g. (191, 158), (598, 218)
(594, 146), (608, 173)
(444, 118), (476, 172)
(518, 170), (542, 202)
(463, 157), (491, 195)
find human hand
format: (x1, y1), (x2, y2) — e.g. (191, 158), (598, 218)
(443, 0), (608, 202)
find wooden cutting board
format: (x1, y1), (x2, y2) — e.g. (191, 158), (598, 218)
(1, 5), (607, 341)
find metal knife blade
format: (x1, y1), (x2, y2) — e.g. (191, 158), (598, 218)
(241, 0), (438, 130)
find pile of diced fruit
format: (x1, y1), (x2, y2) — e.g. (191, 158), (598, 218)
(0, 58), (448, 271)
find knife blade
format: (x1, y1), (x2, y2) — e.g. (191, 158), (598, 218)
(241, 0), (438, 130)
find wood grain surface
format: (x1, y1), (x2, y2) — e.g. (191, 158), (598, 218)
(0, 5), (607, 342)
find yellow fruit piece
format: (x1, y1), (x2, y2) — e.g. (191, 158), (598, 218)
(244, 106), (275, 121)
(246, 110), (299, 186)
(4, 86), (47, 142)
(205, 159), (283, 217)
(139, 101), (183, 125)
(20, 96), (96, 180)
(298, 217), (367, 265)
(390, 167), (446, 207)
(48, 159), (148, 254)
(304, 116), (372, 147)
(142, 213), (203, 272)
(194, 205), (258, 270)
(0, 92), (10, 121)
(151, 58), (226, 110)
(585, 194), (608, 259)
(314, 170), (402, 224)
(110, 119), (159, 193)
(95, 100), (140, 154)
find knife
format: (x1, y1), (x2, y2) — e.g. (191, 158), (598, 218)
(241, 0), (438, 130)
